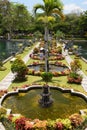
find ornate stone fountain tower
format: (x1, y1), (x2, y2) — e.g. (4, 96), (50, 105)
(39, 84), (53, 107)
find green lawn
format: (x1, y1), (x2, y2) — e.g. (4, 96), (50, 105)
(8, 75), (87, 95)
(0, 61), (11, 81)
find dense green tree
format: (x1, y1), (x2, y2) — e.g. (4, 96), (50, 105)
(0, 0), (12, 37)
(33, 30), (42, 40)
(0, 0), (16, 39)
(13, 4), (31, 33)
(54, 30), (65, 40)
(78, 11), (87, 38)
(54, 13), (81, 38)
(0, 1), (32, 38)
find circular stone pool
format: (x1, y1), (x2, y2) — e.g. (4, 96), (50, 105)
(2, 88), (87, 120)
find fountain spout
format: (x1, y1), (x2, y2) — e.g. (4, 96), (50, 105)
(39, 84), (53, 107)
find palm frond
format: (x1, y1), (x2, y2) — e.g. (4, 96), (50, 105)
(47, 16), (55, 22)
(52, 9), (65, 20)
(33, 4), (45, 14)
(33, 0), (65, 22)
(37, 16), (55, 24)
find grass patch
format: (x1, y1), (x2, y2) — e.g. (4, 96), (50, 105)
(80, 59), (87, 75)
(52, 76), (86, 94)
(8, 75), (87, 95)
(17, 46), (32, 59)
(8, 75), (43, 91)
(0, 61), (11, 81)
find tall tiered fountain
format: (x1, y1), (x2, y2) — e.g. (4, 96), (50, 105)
(39, 84), (53, 107)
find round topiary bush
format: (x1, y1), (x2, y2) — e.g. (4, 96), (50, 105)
(41, 72), (53, 82)
(11, 57), (28, 81)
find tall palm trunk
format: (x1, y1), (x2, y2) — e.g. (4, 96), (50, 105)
(44, 25), (49, 72)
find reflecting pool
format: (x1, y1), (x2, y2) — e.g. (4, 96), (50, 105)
(0, 40), (24, 61)
(28, 64), (68, 72)
(74, 41), (87, 60)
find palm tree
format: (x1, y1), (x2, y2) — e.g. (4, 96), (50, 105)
(34, 0), (64, 72)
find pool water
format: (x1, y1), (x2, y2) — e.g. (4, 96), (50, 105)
(74, 42), (87, 60)
(0, 40), (24, 60)
(28, 64), (68, 72)
(2, 88), (87, 120)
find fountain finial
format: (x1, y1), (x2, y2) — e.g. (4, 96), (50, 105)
(39, 84), (53, 107)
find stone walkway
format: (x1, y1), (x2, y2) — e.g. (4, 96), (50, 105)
(62, 48), (87, 92)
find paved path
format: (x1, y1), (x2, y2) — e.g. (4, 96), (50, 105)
(62, 47), (87, 92)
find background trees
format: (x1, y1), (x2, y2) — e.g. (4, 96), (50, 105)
(0, 0), (32, 39)
(78, 11), (87, 38)
(0, 0), (87, 39)
(13, 4), (31, 33)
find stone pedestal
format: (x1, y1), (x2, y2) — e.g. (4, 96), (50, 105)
(39, 85), (53, 107)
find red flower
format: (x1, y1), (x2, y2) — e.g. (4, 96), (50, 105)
(56, 122), (63, 130)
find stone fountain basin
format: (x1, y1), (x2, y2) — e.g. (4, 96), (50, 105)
(1, 85), (87, 120)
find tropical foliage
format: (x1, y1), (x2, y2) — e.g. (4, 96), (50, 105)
(67, 59), (82, 84)
(41, 72), (53, 82)
(0, 0), (87, 39)
(0, 0), (31, 39)
(70, 59), (82, 73)
(3, 112), (87, 130)
(11, 57), (28, 81)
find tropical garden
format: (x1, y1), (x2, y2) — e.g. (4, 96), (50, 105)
(0, 0), (87, 130)
(0, 0), (87, 39)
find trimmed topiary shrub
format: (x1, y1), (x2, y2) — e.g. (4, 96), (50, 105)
(70, 59), (82, 73)
(11, 57), (28, 81)
(41, 72), (53, 82)
(67, 72), (82, 84)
